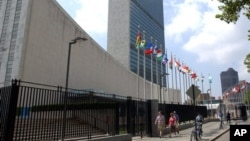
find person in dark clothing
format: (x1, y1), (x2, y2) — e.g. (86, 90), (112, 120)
(173, 111), (180, 134)
(226, 111), (231, 124)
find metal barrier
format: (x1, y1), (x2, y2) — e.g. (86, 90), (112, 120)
(0, 79), (207, 140)
(0, 80), (147, 141)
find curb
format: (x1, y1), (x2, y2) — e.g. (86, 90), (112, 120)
(209, 121), (238, 141)
(209, 127), (230, 141)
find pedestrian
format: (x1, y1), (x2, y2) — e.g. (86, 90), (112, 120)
(154, 111), (166, 138)
(173, 111), (180, 134)
(168, 112), (176, 138)
(218, 111), (224, 128)
(226, 111), (231, 124)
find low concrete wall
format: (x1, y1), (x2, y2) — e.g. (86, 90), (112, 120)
(89, 134), (132, 141)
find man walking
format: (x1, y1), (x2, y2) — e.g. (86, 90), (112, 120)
(226, 111), (231, 124)
(173, 111), (180, 134)
(155, 111), (166, 138)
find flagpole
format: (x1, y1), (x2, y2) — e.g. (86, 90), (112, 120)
(171, 53), (174, 103)
(188, 71), (191, 105)
(182, 65), (187, 103)
(160, 44), (163, 103)
(166, 52), (170, 103)
(178, 58), (182, 104)
(185, 71), (188, 104)
(143, 30), (146, 100)
(201, 73), (204, 105)
(174, 56), (178, 103)
(209, 74), (213, 118)
(155, 40), (159, 103)
(150, 37), (153, 99)
(136, 25), (140, 100)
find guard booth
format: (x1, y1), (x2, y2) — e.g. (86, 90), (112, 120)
(235, 103), (247, 121)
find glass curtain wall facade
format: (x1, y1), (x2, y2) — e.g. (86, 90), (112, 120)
(108, 0), (166, 86)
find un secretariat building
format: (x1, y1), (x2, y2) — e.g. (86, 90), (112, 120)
(0, 0), (178, 101)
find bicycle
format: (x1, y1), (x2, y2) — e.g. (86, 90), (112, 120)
(190, 122), (202, 141)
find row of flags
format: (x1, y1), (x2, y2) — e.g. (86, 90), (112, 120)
(223, 81), (248, 99)
(135, 32), (165, 61)
(135, 31), (203, 81)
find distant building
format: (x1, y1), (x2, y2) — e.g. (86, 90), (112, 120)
(220, 68), (239, 93)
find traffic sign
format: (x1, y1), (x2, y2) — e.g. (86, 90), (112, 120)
(186, 84), (201, 100)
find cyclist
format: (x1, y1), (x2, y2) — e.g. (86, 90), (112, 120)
(195, 112), (203, 134)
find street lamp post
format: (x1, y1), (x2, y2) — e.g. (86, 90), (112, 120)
(159, 73), (169, 104)
(208, 75), (212, 118)
(219, 96), (223, 128)
(201, 75), (204, 104)
(62, 37), (87, 140)
(207, 89), (212, 118)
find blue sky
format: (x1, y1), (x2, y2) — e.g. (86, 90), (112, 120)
(56, 0), (250, 99)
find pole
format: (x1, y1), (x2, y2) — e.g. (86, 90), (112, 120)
(160, 75), (162, 104)
(61, 37), (87, 140)
(62, 42), (72, 140)
(192, 84), (197, 140)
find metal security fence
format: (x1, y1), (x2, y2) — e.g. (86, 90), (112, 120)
(159, 103), (208, 122)
(0, 79), (210, 140)
(0, 80), (147, 141)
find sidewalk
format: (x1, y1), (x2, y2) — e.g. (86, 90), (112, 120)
(132, 120), (239, 141)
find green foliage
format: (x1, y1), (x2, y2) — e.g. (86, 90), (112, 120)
(215, 0), (250, 40)
(216, 1), (250, 73)
(244, 54), (250, 73)
(244, 89), (250, 105)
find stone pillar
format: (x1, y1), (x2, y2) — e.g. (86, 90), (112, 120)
(145, 100), (159, 137)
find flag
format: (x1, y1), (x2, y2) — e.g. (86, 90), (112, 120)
(140, 40), (146, 48)
(135, 32), (141, 49)
(241, 81), (247, 90)
(145, 42), (153, 55)
(208, 75), (212, 83)
(174, 59), (181, 68)
(156, 49), (163, 61)
(162, 53), (168, 65)
(191, 72), (197, 79)
(153, 45), (159, 56)
(182, 65), (189, 74)
(169, 57), (173, 69)
(232, 85), (240, 93)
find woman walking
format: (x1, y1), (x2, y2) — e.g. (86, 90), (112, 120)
(168, 112), (176, 138)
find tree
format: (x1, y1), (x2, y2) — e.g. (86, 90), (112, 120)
(244, 89), (250, 105)
(215, 0), (250, 40)
(215, 0), (250, 72)
(244, 54), (250, 73)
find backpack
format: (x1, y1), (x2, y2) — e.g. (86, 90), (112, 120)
(196, 115), (202, 122)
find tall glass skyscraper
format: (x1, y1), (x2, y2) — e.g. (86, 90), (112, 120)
(220, 68), (239, 93)
(108, 0), (166, 86)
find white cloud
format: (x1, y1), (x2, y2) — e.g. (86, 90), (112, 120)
(165, 0), (249, 65)
(165, 1), (203, 42)
(164, 0), (250, 97)
(74, 0), (108, 34)
(62, 0), (109, 49)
